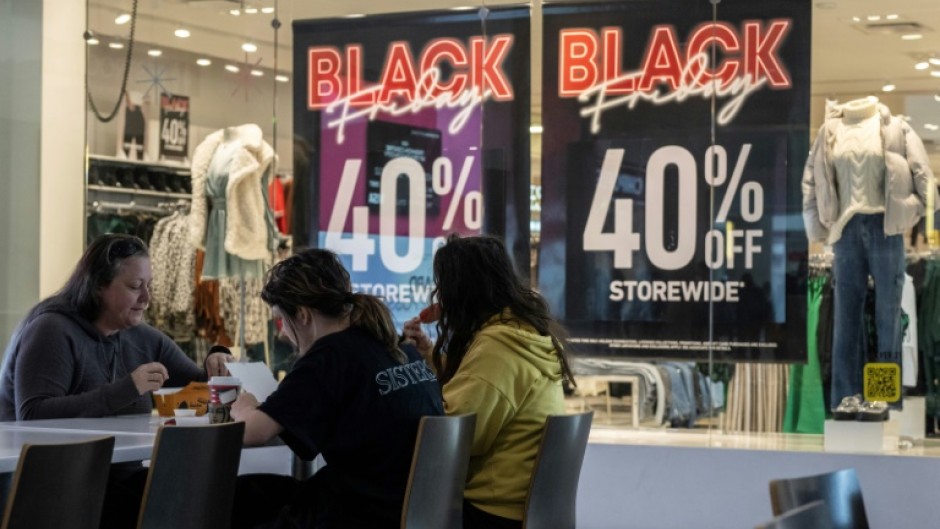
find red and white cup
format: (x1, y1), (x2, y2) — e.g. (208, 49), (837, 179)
(208, 376), (241, 424)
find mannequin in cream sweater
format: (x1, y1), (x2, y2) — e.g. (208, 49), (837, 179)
(802, 95), (937, 411)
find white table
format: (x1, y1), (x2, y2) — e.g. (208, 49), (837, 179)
(0, 428), (154, 473)
(0, 414), (292, 476)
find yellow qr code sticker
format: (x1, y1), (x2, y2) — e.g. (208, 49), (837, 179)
(863, 363), (900, 403)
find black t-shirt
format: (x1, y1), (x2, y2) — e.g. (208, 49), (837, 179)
(258, 326), (443, 528)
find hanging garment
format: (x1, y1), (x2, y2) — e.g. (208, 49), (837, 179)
(723, 363), (788, 433)
(193, 250), (232, 347)
(148, 212), (196, 340)
(901, 273), (919, 388)
(919, 260), (940, 416)
(219, 276), (270, 346)
(783, 274), (827, 434)
(269, 176), (288, 235)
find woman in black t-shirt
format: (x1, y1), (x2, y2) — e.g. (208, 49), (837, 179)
(230, 249), (443, 529)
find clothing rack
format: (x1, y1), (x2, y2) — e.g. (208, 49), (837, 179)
(156, 200), (191, 213)
(89, 200), (168, 215)
(808, 251), (833, 268)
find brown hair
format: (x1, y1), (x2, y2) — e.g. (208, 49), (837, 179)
(29, 233), (149, 322)
(261, 249), (406, 363)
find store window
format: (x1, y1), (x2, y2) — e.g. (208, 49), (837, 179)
(80, 0), (940, 452)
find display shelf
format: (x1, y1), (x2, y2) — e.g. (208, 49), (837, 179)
(87, 184), (190, 200)
(88, 154), (189, 172)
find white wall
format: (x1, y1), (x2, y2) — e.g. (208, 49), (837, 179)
(0, 0), (85, 349)
(0, 1), (43, 347)
(41, 0), (86, 298)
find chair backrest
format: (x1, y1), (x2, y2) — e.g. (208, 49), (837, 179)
(401, 413), (476, 529)
(1, 436), (115, 529)
(757, 500), (833, 529)
(769, 468), (869, 529)
(137, 422), (245, 529)
(523, 411), (594, 529)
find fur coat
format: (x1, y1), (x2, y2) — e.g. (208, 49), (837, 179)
(189, 124), (275, 260)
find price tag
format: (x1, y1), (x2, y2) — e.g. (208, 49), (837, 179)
(159, 93), (189, 160)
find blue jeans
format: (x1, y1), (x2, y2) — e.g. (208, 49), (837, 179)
(830, 214), (905, 408)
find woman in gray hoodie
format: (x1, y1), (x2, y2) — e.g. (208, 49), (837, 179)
(0, 233), (232, 421)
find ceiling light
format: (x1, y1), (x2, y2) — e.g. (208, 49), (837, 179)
(851, 16), (861, 23)
(275, 75), (289, 83)
(242, 42), (258, 53)
(881, 82), (896, 92)
(935, 94), (940, 102)
(867, 15), (881, 21)
(229, 9), (240, 16)
(451, 6), (476, 10)
(114, 13), (131, 25)
(931, 71), (940, 78)
(924, 124), (939, 131)
(342, 13), (366, 18)
(148, 49), (162, 57)
(244, 7), (258, 14)
(250, 70), (264, 77)
(916, 62), (930, 70)
(902, 33), (923, 41)
(529, 125), (544, 134)
(261, 7), (275, 14)
(886, 14), (899, 20)
(109, 42), (124, 49)
(225, 65), (240, 73)
(197, 58), (212, 66)
(86, 37), (100, 45)
(174, 28), (191, 38)
(930, 58), (940, 66)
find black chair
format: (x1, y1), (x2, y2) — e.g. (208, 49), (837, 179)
(401, 414), (476, 529)
(137, 422), (245, 529)
(522, 411), (594, 529)
(769, 468), (869, 529)
(757, 500), (833, 529)
(1, 436), (115, 529)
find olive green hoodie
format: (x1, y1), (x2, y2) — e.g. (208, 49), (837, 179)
(443, 310), (564, 520)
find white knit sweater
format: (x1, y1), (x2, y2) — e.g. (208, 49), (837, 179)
(828, 98), (886, 244)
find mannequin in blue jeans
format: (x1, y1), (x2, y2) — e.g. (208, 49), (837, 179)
(802, 96), (938, 409)
(831, 213), (904, 407)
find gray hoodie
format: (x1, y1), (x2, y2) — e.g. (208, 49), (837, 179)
(0, 308), (205, 421)
(802, 100), (940, 243)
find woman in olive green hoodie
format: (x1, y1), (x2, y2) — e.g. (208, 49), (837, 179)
(403, 234), (576, 529)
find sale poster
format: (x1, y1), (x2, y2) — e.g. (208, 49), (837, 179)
(292, 8), (531, 328)
(539, 0), (811, 362)
(158, 93), (189, 160)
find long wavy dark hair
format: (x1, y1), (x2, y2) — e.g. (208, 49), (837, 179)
(431, 234), (574, 385)
(28, 233), (149, 323)
(261, 249), (406, 363)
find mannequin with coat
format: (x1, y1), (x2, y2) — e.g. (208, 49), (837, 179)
(802, 96), (939, 409)
(190, 123), (280, 279)
(190, 124), (281, 347)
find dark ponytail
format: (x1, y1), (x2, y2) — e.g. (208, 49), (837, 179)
(348, 293), (407, 364)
